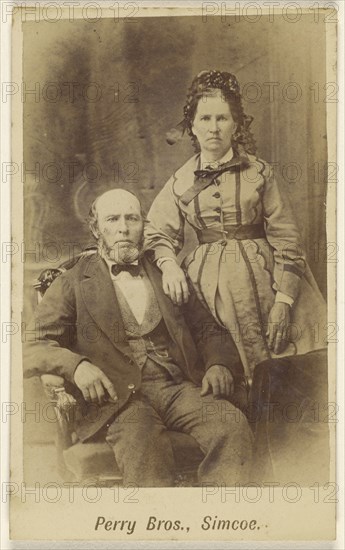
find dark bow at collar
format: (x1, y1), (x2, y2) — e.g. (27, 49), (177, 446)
(180, 155), (250, 206)
(111, 263), (141, 277)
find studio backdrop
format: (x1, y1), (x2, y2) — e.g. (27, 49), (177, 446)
(21, 14), (330, 474)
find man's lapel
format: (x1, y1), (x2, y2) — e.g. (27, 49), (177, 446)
(80, 255), (130, 355)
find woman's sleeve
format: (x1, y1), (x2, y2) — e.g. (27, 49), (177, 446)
(261, 161), (306, 302)
(144, 175), (186, 261)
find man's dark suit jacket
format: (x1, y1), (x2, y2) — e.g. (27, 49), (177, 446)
(24, 252), (244, 441)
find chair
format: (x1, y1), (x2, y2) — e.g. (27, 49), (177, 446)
(248, 348), (330, 485)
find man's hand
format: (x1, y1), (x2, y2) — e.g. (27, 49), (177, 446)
(161, 260), (189, 306)
(200, 365), (234, 399)
(267, 302), (291, 354)
(74, 361), (118, 404)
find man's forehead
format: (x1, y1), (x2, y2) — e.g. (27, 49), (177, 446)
(95, 190), (141, 216)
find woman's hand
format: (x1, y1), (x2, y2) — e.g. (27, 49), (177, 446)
(160, 260), (189, 306)
(267, 302), (291, 354)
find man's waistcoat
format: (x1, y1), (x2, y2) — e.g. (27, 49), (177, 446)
(114, 272), (184, 382)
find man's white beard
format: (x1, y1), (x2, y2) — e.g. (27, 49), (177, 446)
(100, 239), (140, 264)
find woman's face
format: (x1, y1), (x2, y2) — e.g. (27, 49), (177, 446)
(191, 91), (236, 160)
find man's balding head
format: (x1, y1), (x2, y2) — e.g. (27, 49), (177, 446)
(94, 189), (141, 217)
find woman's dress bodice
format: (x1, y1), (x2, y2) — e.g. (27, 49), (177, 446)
(174, 157), (265, 230)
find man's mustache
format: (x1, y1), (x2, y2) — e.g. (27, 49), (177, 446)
(100, 239), (143, 263)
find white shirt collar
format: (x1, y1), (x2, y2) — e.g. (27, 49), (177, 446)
(200, 146), (234, 169)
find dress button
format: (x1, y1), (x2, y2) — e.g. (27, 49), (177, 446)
(128, 383), (135, 390)
(215, 179), (220, 185)
(214, 207), (221, 213)
(213, 192), (221, 199)
(215, 216), (221, 222)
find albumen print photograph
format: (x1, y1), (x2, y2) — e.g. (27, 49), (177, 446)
(7, 1), (338, 542)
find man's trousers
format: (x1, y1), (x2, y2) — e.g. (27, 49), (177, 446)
(105, 360), (253, 487)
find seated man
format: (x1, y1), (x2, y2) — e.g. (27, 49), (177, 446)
(24, 189), (253, 487)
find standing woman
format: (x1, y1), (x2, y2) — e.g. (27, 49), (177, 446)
(145, 70), (326, 378)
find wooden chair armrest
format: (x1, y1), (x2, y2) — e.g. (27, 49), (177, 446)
(40, 374), (77, 414)
(41, 373), (66, 399)
(40, 374), (77, 449)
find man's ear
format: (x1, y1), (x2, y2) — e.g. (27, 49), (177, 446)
(90, 223), (100, 240)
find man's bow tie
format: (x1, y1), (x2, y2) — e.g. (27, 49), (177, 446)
(111, 263), (141, 277)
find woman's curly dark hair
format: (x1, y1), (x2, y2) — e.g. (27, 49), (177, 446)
(183, 70), (256, 155)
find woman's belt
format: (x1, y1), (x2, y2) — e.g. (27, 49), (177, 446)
(196, 224), (265, 244)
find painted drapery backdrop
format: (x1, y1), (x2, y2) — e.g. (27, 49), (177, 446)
(22, 14), (330, 471)
(23, 15), (329, 314)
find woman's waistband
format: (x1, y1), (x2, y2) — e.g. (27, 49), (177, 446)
(196, 224), (265, 244)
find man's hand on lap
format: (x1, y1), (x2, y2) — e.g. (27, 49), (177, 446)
(74, 360), (118, 404)
(200, 365), (234, 399)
